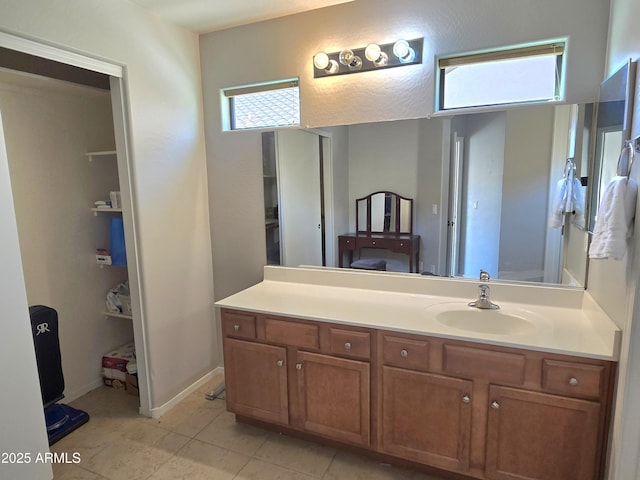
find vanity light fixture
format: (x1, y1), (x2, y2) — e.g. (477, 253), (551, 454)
(313, 37), (423, 78)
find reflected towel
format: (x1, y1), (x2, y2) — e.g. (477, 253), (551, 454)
(589, 176), (637, 260)
(549, 177), (584, 229)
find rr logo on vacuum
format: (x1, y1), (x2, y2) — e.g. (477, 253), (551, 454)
(36, 323), (50, 336)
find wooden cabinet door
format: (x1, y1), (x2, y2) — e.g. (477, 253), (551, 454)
(485, 385), (601, 480)
(296, 351), (370, 446)
(382, 366), (473, 472)
(224, 338), (289, 424)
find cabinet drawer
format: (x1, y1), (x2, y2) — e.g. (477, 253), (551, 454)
(222, 311), (256, 340)
(329, 328), (371, 359)
(265, 318), (319, 349)
(339, 236), (356, 250)
(358, 237), (389, 249)
(383, 335), (429, 371)
(542, 359), (604, 399)
(443, 345), (525, 385)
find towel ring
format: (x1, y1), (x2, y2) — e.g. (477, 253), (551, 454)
(564, 157), (575, 178)
(617, 140), (636, 179)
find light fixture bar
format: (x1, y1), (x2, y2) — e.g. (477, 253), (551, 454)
(313, 38), (423, 78)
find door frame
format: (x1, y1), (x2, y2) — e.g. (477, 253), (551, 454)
(0, 30), (151, 416)
(447, 132), (465, 277)
(306, 128), (335, 267)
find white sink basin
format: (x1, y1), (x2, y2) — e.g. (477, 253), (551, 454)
(425, 303), (538, 336)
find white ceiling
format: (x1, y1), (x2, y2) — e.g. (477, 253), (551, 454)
(128, 0), (355, 33)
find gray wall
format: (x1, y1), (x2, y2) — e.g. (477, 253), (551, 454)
(500, 107), (554, 281)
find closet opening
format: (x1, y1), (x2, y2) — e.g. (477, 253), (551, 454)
(0, 40), (149, 417)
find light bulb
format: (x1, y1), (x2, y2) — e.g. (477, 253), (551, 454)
(365, 44), (388, 67)
(326, 59), (339, 74)
(393, 40), (410, 58)
(365, 44), (381, 62)
(338, 49), (354, 66)
(338, 49), (362, 70)
(313, 52), (330, 70)
(393, 39), (416, 63)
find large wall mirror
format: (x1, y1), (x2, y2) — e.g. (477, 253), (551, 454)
(263, 102), (597, 288)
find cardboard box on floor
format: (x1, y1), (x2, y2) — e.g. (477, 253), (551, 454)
(102, 342), (135, 391)
(126, 373), (138, 396)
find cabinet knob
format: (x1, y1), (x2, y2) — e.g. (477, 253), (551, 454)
(344, 342), (352, 350)
(295, 363), (302, 370)
(491, 401), (500, 409)
(233, 324), (240, 331)
(462, 395), (471, 404)
(400, 349), (408, 358)
(400, 242), (404, 247)
(372, 241), (376, 245)
(276, 360), (284, 367)
(569, 377), (579, 386)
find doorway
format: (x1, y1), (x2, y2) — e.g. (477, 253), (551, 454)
(263, 129), (334, 268)
(0, 33), (149, 415)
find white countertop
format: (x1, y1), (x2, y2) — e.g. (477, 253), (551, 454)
(216, 267), (621, 361)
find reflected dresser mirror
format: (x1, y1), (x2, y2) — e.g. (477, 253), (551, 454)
(356, 191), (413, 234)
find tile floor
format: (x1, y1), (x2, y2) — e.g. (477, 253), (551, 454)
(51, 375), (449, 480)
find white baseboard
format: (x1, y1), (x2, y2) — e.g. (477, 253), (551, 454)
(64, 377), (105, 403)
(149, 367), (224, 419)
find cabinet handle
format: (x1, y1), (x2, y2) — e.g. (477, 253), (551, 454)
(462, 395), (471, 404)
(344, 342), (352, 350)
(276, 360), (284, 367)
(491, 401), (500, 409)
(233, 324), (240, 331)
(296, 363), (302, 370)
(569, 377), (579, 386)
(400, 349), (408, 358)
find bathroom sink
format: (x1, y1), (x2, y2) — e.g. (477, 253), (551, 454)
(425, 304), (538, 336)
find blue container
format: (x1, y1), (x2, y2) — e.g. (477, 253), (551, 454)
(110, 217), (127, 266)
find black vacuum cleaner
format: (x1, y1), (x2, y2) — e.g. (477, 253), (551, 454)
(29, 305), (89, 445)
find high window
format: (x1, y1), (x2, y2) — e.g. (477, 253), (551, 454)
(223, 79), (300, 130)
(437, 41), (565, 111)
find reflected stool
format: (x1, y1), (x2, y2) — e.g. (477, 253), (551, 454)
(350, 258), (387, 271)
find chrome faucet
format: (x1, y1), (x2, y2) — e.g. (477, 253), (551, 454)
(468, 284), (500, 310)
(479, 269), (490, 282)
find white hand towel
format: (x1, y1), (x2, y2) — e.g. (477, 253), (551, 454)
(572, 177), (586, 226)
(549, 178), (568, 229)
(589, 176), (637, 259)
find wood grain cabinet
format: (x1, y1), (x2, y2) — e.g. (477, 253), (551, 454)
(382, 366), (472, 471)
(221, 309), (372, 448)
(223, 337), (288, 424)
(297, 351), (370, 446)
(220, 308), (615, 480)
(485, 385), (601, 480)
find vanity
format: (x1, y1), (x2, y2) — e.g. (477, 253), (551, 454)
(216, 266), (620, 480)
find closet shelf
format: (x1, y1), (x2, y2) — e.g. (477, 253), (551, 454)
(92, 207), (123, 215)
(86, 150), (117, 161)
(102, 311), (132, 320)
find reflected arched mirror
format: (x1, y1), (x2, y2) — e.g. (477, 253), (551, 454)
(356, 191), (413, 234)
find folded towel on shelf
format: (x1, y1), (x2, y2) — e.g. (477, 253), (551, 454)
(589, 176), (638, 260)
